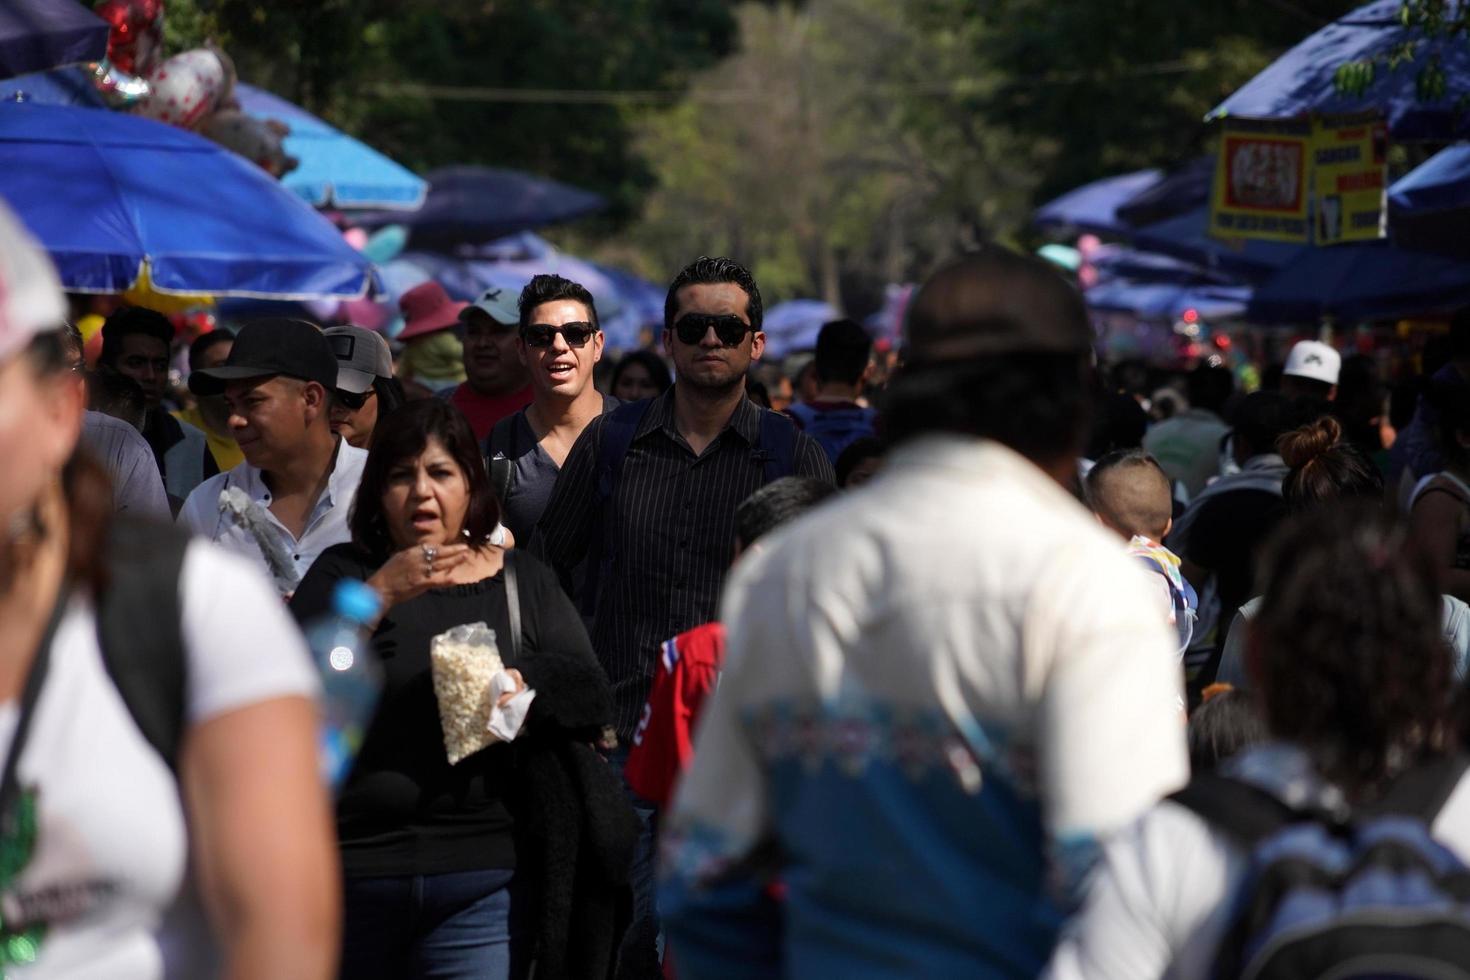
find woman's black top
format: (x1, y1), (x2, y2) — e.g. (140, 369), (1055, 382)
(290, 543), (606, 878)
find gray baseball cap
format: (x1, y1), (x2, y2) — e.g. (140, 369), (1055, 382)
(459, 285), (521, 328)
(323, 325), (394, 394)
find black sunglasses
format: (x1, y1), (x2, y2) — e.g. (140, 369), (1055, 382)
(334, 388), (376, 411)
(521, 322), (596, 349)
(673, 313), (752, 347)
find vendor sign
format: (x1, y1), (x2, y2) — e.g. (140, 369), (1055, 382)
(1311, 112), (1387, 245)
(1211, 117), (1312, 242)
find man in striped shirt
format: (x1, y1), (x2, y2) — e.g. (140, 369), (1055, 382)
(534, 256), (833, 963)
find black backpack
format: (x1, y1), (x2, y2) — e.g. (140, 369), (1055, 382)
(95, 517), (191, 771)
(1171, 756), (1470, 980)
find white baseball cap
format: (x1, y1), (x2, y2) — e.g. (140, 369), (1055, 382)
(0, 200), (65, 365)
(1283, 340), (1341, 386)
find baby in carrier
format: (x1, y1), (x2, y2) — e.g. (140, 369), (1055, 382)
(1086, 449), (1198, 657)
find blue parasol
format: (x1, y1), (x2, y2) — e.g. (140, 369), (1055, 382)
(0, 101), (377, 299)
(1208, 0), (1470, 140)
(1387, 144), (1470, 255)
(1246, 238), (1470, 322)
(1034, 168), (1161, 237)
(235, 83), (427, 211)
(761, 299), (841, 359)
(360, 165), (608, 250)
(0, 0), (107, 82)
(1131, 206), (1307, 282)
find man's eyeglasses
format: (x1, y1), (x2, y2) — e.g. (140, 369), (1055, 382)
(521, 322), (596, 349)
(334, 388), (376, 411)
(673, 313), (752, 347)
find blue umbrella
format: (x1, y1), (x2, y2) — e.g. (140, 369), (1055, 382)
(1246, 239), (1470, 322)
(0, 101), (377, 299)
(1131, 206), (1307, 282)
(1387, 144), (1470, 255)
(1091, 244), (1235, 286)
(1115, 156), (1214, 228)
(1086, 280), (1251, 321)
(1208, 0), (1470, 140)
(761, 299), (840, 359)
(0, 65), (105, 107)
(0, 0), (107, 81)
(361, 165), (608, 249)
(235, 82), (427, 211)
(1034, 168), (1161, 237)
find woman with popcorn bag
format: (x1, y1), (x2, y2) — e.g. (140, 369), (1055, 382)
(291, 399), (636, 980)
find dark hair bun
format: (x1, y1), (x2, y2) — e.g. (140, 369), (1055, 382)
(1278, 416), (1342, 470)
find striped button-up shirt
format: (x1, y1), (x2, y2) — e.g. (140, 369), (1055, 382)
(535, 387), (834, 739)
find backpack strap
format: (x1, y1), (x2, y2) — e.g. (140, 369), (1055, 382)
(503, 549), (522, 663)
(485, 413), (524, 507)
(580, 399), (654, 620)
(756, 409), (798, 482)
(97, 517), (191, 771)
(1363, 754), (1470, 822)
(1167, 773), (1298, 848)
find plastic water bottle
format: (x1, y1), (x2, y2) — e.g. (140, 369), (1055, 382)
(306, 580), (384, 790)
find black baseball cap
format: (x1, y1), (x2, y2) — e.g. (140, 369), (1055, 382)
(188, 318), (338, 396)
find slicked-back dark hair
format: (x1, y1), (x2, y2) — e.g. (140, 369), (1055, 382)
(99, 306), (174, 368)
(664, 256), (763, 333)
(518, 273), (600, 333)
(735, 476), (835, 548)
(349, 400), (500, 561)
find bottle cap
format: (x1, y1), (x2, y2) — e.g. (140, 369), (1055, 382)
(332, 579), (382, 624)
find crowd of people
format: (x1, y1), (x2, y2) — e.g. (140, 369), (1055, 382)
(5, 183), (1470, 980)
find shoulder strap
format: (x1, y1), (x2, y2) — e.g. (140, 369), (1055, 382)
(97, 517), (190, 771)
(1363, 754), (1470, 822)
(581, 400), (654, 620)
(757, 409), (798, 482)
(485, 413), (523, 506)
(504, 550), (522, 662)
(1167, 773), (1298, 848)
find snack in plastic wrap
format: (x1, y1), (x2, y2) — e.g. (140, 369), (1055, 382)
(429, 622), (504, 765)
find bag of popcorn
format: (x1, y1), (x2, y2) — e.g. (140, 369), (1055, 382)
(429, 622), (504, 765)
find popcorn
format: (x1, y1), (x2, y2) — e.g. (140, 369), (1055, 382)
(429, 622), (504, 765)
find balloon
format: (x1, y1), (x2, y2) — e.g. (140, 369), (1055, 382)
(90, 59), (151, 109)
(343, 227), (369, 251)
(362, 225), (407, 265)
(94, 0), (165, 78)
(138, 46), (235, 131)
(202, 109), (297, 177)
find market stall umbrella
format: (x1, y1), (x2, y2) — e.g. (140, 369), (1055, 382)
(1131, 206), (1307, 283)
(1246, 239), (1470, 322)
(358, 166), (607, 250)
(0, 101), (378, 299)
(1387, 143), (1470, 256)
(1208, 0), (1470, 140)
(1115, 156), (1214, 228)
(1090, 244), (1235, 286)
(0, 0), (108, 81)
(0, 65), (105, 106)
(1086, 279), (1252, 321)
(1033, 168), (1161, 237)
(235, 82), (427, 211)
(761, 299), (840, 359)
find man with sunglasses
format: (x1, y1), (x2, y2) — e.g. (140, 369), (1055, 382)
(535, 256), (833, 965)
(485, 274), (617, 545)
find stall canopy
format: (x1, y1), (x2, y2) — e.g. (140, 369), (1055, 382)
(1387, 144), (1470, 256)
(1208, 0), (1470, 140)
(1114, 156), (1214, 228)
(1246, 238), (1470, 322)
(0, 0), (108, 81)
(762, 299), (841, 359)
(0, 102), (378, 299)
(1033, 168), (1161, 237)
(360, 165), (608, 249)
(1086, 280), (1252, 322)
(235, 83), (427, 211)
(1130, 206), (1307, 282)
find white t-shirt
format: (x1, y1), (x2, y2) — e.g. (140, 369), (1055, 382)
(0, 541), (317, 979)
(1044, 748), (1470, 980)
